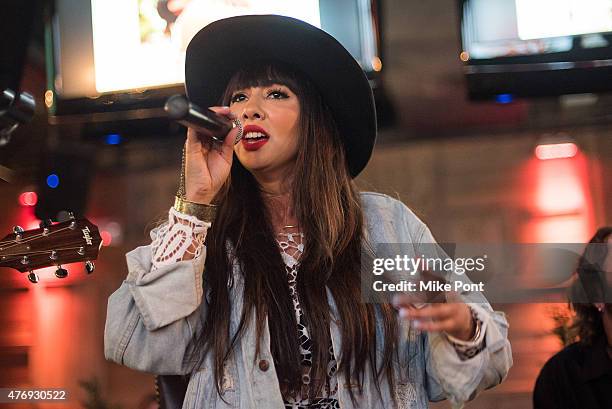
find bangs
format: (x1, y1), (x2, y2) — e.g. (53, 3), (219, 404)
(221, 63), (304, 104)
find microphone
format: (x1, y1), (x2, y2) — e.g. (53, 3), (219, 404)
(164, 95), (243, 144)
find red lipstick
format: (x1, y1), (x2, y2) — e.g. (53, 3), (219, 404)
(241, 124), (270, 151)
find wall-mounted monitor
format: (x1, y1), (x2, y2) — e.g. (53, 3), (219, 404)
(459, 0), (612, 100)
(47, 0), (382, 117)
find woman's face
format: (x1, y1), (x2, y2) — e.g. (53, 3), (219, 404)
(229, 83), (301, 179)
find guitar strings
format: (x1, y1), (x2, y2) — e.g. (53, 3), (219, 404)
(0, 225), (80, 249)
(0, 246), (87, 260)
(0, 227), (71, 247)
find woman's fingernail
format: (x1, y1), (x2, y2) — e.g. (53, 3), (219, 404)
(412, 319), (421, 329)
(399, 309), (409, 318)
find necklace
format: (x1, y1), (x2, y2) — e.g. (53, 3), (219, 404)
(277, 225), (303, 238)
(260, 190), (300, 234)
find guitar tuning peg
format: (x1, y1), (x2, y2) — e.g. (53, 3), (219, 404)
(85, 261), (95, 274)
(57, 211), (76, 225)
(13, 226), (24, 240)
(27, 271), (39, 284)
(39, 219), (53, 229)
(55, 266), (68, 279)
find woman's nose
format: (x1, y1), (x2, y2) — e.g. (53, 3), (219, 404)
(241, 99), (265, 120)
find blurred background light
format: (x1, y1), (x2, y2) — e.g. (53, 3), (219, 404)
(535, 142), (579, 160)
(100, 230), (112, 246)
(18, 191), (38, 207)
(495, 94), (514, 104)
(46, 174), (59, 188)
(104, 133), (122, 145)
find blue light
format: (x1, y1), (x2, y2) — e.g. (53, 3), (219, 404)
(495, 94), (513, 104)
(105, 134), (122, 145)
(47, 174), (59, 188)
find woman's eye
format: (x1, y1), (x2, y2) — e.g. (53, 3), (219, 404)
(230, 93), (246, 104)
(268, 89), (289, 99)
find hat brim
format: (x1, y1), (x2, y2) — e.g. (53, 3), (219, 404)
(185, 14), (376, 178)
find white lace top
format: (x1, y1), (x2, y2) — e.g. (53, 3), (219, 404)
(151, 208), (340, 408)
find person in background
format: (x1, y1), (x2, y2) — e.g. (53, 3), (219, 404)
(534, 227), (612, 409)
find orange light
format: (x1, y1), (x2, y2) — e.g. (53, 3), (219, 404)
(460, 51), (470, 62)
(100, 230), (112, 246)
(18, 191), (38, 207)
(44, 90), (54, 108)
(534, 143), (578, 160)
(372, 56), (383, 72)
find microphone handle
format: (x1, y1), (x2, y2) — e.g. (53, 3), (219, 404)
(164, 95), (235, 143)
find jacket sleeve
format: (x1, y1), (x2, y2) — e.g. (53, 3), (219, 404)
(104, 221), (208, 375)
(413, 223), (513, 408)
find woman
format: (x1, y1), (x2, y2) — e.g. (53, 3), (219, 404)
(534, 227), (612, 409)
(105, 15), (512, 409)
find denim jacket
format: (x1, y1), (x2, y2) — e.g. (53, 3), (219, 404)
(104, 192), (512, 409)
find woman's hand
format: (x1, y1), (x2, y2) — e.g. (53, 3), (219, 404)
(392, 293), (475, 341)
(184, 106), (240, 204)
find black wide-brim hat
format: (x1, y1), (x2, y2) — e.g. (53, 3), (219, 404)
(185, 14), (377, 178)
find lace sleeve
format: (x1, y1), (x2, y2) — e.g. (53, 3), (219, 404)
(151, 207), (211, 270)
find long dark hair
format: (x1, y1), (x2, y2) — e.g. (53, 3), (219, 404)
(570, 226), (612, 345)
(194, 63), (399, 405)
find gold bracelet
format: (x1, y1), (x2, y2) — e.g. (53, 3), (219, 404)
(174, 195), (218, 223)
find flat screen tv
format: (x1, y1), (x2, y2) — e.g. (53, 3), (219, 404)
(46, 0), (382, 117)
(459, 0), (612, 100)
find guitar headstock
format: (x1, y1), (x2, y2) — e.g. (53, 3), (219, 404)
(0, 216), (102, 283)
